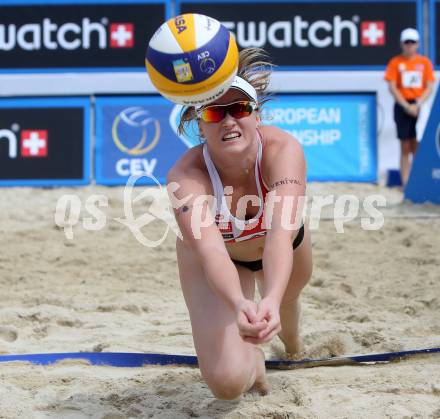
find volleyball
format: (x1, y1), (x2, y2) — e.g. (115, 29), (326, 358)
(145, 13), (239, 106)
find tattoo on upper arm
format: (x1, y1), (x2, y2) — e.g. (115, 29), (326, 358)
(270, 178), (302, 189)
(176, 204), (191, 216)
(175, 203), (207, 216)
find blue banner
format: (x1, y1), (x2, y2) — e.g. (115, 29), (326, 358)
(95, 96), (189, 185)
(171, 93), (377, 182)
(261, 94), (377, 182)
(102, 93), (377, 184)
(405, 86), (440, 203)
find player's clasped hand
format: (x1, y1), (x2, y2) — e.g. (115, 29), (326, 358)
(236, 297), (282, 345)
(236, 299), (267, 341)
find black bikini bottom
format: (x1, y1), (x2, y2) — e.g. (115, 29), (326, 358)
(231, 224), (305, 272)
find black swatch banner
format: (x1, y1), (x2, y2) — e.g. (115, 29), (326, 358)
(0, 1), (167, 71)
(179, 0), (421, 68)
(0, 98), (90, 185)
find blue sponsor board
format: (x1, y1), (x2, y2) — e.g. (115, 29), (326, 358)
(405, 85), (440, 203)
(104, 93), (377, 184)
(95, 96), (190, 185)
(261, 94), (377, 182)
(169, 93), (377, 182)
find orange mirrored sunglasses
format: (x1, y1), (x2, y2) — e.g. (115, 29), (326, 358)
(197, 101), (258, 123)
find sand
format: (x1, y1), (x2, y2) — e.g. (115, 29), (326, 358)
(0, 183), (439, 419)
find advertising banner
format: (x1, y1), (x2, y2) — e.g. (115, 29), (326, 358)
(0, 97), (90, 186)
(178, 0), (422, 69)
(169, 93), (377, 182)
(405, 84), (440, 203)
(261, 94), (377, 181)
(95, 96), (189, 185)
(96, 94), (376, 185)
(0, 0), (168, 72)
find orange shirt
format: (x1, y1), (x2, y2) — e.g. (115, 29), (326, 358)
(384, 54), (435, 100)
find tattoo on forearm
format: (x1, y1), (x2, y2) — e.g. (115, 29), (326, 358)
(270, 178), (302, 189)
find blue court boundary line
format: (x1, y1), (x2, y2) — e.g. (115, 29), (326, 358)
(0, 347), (438, 369)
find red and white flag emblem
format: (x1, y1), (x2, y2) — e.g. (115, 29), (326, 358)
(21, 130), (48, 157)
(110, 23), (134, 48)
(361, 21), (385, 46)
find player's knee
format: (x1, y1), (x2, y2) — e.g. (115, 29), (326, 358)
(205, 367), (249, 400)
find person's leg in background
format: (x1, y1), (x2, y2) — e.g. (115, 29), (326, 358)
(409, 137), (418, 165)
(395, 101), (418, 187)
(400, 138), (414, 186)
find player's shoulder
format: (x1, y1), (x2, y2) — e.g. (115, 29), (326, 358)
(167, 144), (207, 184)
(260, 125), (301, 144)
(259, 125), (303, 158)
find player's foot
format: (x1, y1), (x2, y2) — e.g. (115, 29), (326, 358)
(248, 347), (269, 396)
(278, 332), (304, 357)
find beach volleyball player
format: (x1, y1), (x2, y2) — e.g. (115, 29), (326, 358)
(166, 48), (312, 399)
(146, 14), (311, 399)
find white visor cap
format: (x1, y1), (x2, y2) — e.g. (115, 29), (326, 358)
(400, 28), (420, 42)
(229, 76), (258, 103)
(196, 76), (258, 110)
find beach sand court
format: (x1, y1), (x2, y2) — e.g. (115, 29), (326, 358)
(0, 183), (439, 418)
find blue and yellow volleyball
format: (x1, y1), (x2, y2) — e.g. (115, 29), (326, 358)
(146, 13), (239, 106)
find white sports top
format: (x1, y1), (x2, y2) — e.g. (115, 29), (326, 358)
(202, 136), (269, 243)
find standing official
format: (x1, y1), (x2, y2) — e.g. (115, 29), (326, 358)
(385, 28), (435, 186)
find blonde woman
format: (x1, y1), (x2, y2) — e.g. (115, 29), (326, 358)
(167, 49), (312, 399)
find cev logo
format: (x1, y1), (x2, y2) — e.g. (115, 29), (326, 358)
(112, 107), (160, 177)
(200, 57), (216, 74)
(112, 106), (160, 155)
